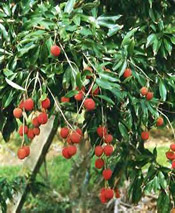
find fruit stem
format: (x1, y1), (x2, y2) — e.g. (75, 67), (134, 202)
(46, 86), (74, 130)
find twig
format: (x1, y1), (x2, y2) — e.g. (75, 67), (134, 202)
(157, 108), (175, 139)
(128, 60), (153, 82)
(47, 86), (74, 130)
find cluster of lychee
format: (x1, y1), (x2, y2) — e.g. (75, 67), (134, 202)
(61, 84), (98, 112)
(59, 126), (83, 159)
(100, 187), (120, 204)
(13, 97), (50, 160)
(94, 126), (118, 203)
(166, 144), (175, 169)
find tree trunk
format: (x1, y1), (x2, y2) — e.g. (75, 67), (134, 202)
(7, 116), (58, 213)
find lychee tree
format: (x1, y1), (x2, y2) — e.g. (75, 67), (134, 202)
(0, 0), (175, 212)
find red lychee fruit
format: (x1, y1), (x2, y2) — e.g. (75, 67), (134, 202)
(123, 68), (132, 78)
(61, 97), (70, 103)
(95, 158), (104, 169)
(32, 117), (40, 127)
(115, 188), (120, 198)
(91, 87), (100, 96)
(23, 146), (30, 157)
(66, 135), (72, 144)
(60, 127), (69, 139)
(170, 144), (175, 152)
(67, 145), (77, 156)
(24, 98), (34, 111)
(104, 134), (113, 143)
(41, 98), (51, 109)
(37, 112), (48, 125)
(172, 161), (175, 169)
(84, 98), (95, 111)
(156, 117), (164, 127)
(105, 188), (114, 200)
(102, 169), (112, 180)
(62, 147), (71, 159)
(13, 108), (22, 118)
(70, 131), (81, 144)
(140, 87), (148, 96)
(146, 92), (153, 101)
(95, 146), (103, 157)
(19, 100), (25, 109)
(97, 126), (107, 138)
(141, 131), (149, 140)
(104, 145), (113, 156)
(74, 91), (84, 101)
(27, 129), (35, 140)
(18, 125), (28, 136)
(100, 189), (107, 204)
(17, 147), (27, 160)
(50, 45), (61, 57)
(76, 128), (83, 136)
(166, 151), (175, 160)
(33, 127), (40, 136)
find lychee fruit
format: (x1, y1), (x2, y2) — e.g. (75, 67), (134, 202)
(27, 129), (35, 140)
(33, 127), (40, 136)
(140, 87), (148, 96)
(104, 134), (113, 143)
(13, 108), (22, 118)
(104, 145), (113, 156)
(24, 98), (34, 111)
(156, 117), (164, 127)
(17, 147), (27, 160)
(19, 100), (25, 109)
(141, 131), (149, 140)
(32, 117), (40, 127)
(102, 169), (112, 180)
(170, 144), (175, 152)
(23, 146), (30, 157)
(123, 68), (132, 78)
(74, 91), (84, 101)
(95, 158), (104, 169)
(62, 147), (71, 159)
(95, 146), (103, 157)
(18, 125), (28, 136)
(91, 87), (100, 96)
(70, 131), (82, 144)
(60, 127), (69, 139)
(61, 96), (70, 103)
(37, 112), (48, 125)
(41, 98), (51, 109)
(146, 92), (153, 101)
(76, 128), (83, 136)
(50, 45), (61, 57)
(166, 151), (175, 160)
(172, 160), (175, 169)
(105, 188), (114, 199)
(97, 126), (107, 138)
(67, 145), (77, 156)
(115, 188), (120, 198)
(84, 98), (95, 111)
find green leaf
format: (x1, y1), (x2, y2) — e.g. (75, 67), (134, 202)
(159, 80), (167, 101)
(98, 73), (119, 82)
(164, 39), (172, 55)
(119, 60), (127, 77)
(5, 78), (26, 91)
(65, 90), (78, 98)
(157, 191), (171, 213)
(76, 72), (82, 89)
(107, 24), (123, 37)
(122, 28), (138, 46)
(64, 0), (76, 14)
(158, 172), (167, 190)
(146, 34), (156, 48)
(96, 95), (115, 105)
(118, 122), (128, 139)
(97, 15), (122, 22)
(0, 23), (9, 41)
(96, 78), (113, 90)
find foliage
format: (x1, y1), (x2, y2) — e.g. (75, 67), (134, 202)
(0, 0), (175, 212)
